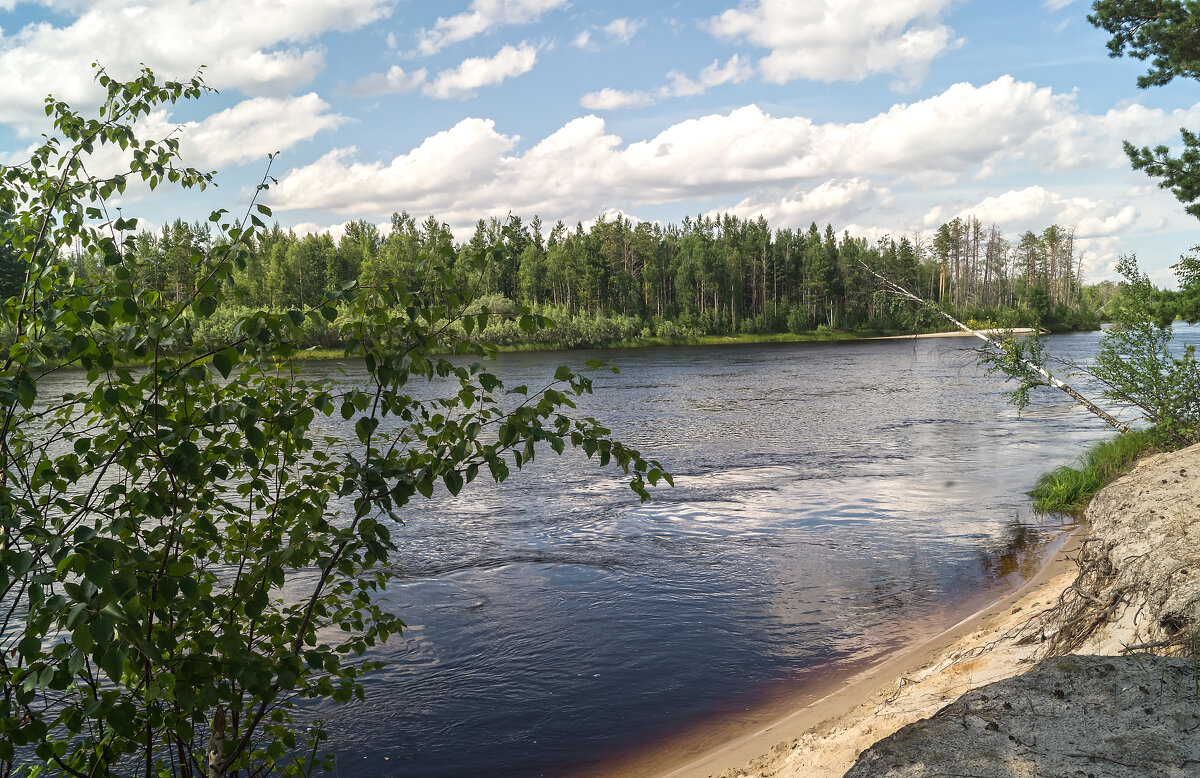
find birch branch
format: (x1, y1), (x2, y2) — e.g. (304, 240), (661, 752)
(860, 262), (1129, 434)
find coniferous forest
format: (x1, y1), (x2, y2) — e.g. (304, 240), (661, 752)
(3, 209), (1112, 353)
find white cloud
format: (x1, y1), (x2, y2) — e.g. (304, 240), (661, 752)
(268, 77), (1200, 236)
(290, 221), (348, 242)
(289, 219), (393, 242)
(580, 88), (654, 110)
(0, 140), (41, 167)
(663, 55), (754, 97)
(599, 18), (644, 45)
(1017, 101), (1200, 174)
(707, 0), (961, 90)
(0, 0), (392, 135)
(177, 94), (346, 168)
(923, 186), (1140, 239)
(1043, 0), (1076, 10)
(415, 0), (567, 56)
(341, 65), (428, 97)
(581, 55), (752, 110)
(573, 17), (644, 49)
(71, 93), (345, 181)
(717, 178), (893, 227)
(423, 43), (539, 99)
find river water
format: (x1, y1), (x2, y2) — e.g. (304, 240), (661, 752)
(286, 328), (1196, 775)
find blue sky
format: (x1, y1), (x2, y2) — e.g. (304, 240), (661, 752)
(1, 0), (1197, 284)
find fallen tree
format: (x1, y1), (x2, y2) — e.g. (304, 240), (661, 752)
(859, 261), (1128, 433)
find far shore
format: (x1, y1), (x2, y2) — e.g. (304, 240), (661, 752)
(285, 326), (1048, 363)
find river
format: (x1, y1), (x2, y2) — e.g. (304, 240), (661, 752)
(283, 326), (1198, 776)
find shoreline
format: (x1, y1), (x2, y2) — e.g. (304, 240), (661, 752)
(861, 327), (1038, 341)
(630, 441), (1200, 778)
(286, 327), (1045, 363)
(585, 525), (1082, 778)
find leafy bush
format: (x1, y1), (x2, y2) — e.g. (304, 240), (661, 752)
(1087, 256), (1200, 445)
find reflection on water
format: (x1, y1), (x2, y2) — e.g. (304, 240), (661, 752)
(976, 517), (1068, 584)
(234, 327), (1198, 776)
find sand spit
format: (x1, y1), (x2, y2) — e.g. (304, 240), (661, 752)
(701, 442), (1200, 778)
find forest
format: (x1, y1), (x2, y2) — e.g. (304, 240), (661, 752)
(1, 209), (1112, 351)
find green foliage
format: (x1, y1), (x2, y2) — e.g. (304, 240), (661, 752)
(1124, 129), (1200, 219)
(1091, 1), (1200, 217)
(1088, 256), (1200, 444)
(1089, 0), (1200, 88)
(0, 68), (667, 776)
(1030, 427), (1163, 515)
(1163, 249), (1200, 323)
(1025, 285), (1050, 325)
(982, 256), (1199, 441)
(978, 330), (1053, 414)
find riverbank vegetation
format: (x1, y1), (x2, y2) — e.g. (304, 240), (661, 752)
(0, 208), (1114, 355)
(1030, 428), (1163, 514)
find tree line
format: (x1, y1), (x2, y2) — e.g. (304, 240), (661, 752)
(2, 209), (1108, 351)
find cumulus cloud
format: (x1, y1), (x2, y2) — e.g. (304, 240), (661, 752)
(73, 93), (345, 179)
(0, 0), (392, 134)
(424, 43), (539, 99)
(268, 76), (1200, 234)
(288, 219), (394, 243)
(175, 94), (346, 168)
(415, 0), (567, 55)
(663, 55), (754, 97)
(37, 92), (344, 209)
(581, 54), (753, 110)
(716, 179), (893, 227)
(340, 66), (428, 97)
(574, 17), (645, 48)
(580, 88), (655, 111)
(923, 186), (1140, 239)
(707, 0), (961, 90)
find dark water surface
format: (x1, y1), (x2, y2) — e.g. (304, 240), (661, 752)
(284, 327), (1199, 777)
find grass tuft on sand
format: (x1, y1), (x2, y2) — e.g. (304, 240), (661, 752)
(1031, 428), (1166, 515)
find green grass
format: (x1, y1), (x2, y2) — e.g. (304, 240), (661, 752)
(1030, 428), (1168, 515)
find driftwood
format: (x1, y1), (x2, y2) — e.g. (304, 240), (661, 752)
(862, 263), (1128, 434)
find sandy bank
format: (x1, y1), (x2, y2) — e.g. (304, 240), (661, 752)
(692, 441), (1200, 778)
